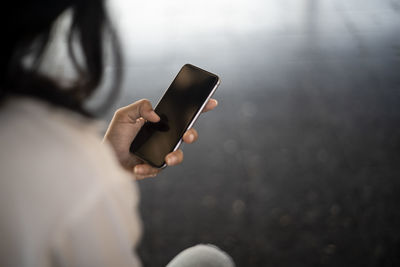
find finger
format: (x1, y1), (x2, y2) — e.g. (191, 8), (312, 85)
(165, 149), (184, 166)
(118, 99), (160, 123)
(202, 99), (218, 113)
(133, 164), (160, 179)
(182, 128), (198, 144)
(135, 173), (158, 180)
(129, 117), (145, 129)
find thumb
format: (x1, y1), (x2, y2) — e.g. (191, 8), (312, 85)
(118, 99), (160, 122)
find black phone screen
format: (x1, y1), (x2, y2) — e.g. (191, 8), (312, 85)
(129, 64), (220, 168)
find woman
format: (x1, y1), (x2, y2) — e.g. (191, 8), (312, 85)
(0, 0), (233, 266)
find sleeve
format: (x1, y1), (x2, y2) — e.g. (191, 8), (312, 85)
(50, 179), (142, 267)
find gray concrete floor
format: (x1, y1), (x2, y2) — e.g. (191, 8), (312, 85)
(106, 0), (400, 266)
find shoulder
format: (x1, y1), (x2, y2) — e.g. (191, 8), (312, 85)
(0, 97), (141, 265)
(0, 95), (139, 205)
(0, 96), (123, 184)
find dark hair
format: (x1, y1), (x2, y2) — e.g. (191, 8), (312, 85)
(1, 0), (122, 117)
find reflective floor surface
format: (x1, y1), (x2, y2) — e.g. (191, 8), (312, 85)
(107, 0), (400, 266)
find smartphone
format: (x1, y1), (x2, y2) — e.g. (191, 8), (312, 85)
(129, 64), (220, 168)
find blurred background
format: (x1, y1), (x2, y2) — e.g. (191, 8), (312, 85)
(105, 0), (400, 266)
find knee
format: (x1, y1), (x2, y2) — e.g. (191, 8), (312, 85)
(166, 244), (235, 267)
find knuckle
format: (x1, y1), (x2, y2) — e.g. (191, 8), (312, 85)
(137, 99), (150, 107)
(137, 99), (152, 114)
(114, 107), (125, 117)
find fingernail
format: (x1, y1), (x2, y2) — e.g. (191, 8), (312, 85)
(213, 99), (218, 106)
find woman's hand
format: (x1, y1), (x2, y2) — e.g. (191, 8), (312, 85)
(103, 98), (218, 180)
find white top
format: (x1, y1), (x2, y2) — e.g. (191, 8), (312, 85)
(0, 97), (142, 267)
